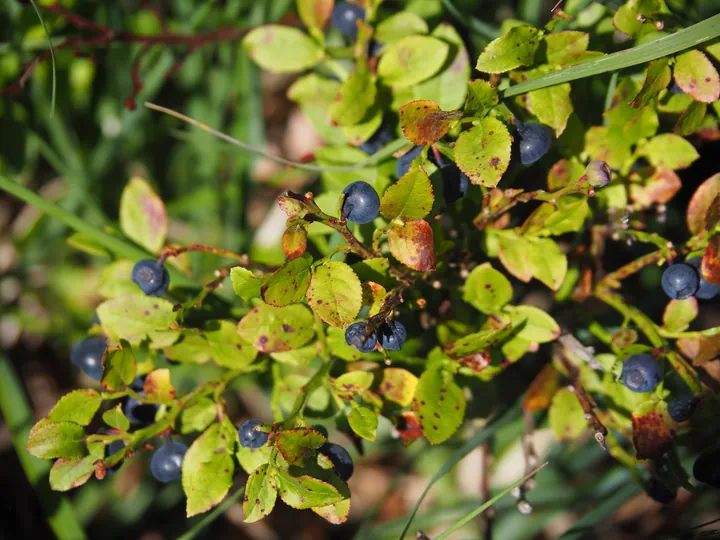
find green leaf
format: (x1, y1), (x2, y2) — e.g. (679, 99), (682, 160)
(98, 260), (137, 298)
(237, 444), (273, 474)
(454, 117), (512, 188)
(306, 262), (362, 328)
(387, 220), (436, 272)
(67, 232), (111, 258)
(275, 428), (326, 466)
(97, 295), (177, 345)
(243, 25), (324, 73)
(663, 297), (699, 333)
(297, 0), (333, 33)
(528, 238), (567, 291)
(541, 198), (590, 236)
(378, 35), (449, 88)
(549, 387), (587, 441)
(349, 405), (378, 441)
(49, 456), (96, 492)
(231, 267), (263, 301)
(527, 82), (573, 136)
(261, 254), (313, 307)
(444, 322), (514, 359)
(612, 0), (670, 37)
(380, 166), (434, 220)
(330, 65), (376, 127)
(102, 404), (130, 432)
(630, 58), (672, 108)
(119, 177), (167, 254)
(506, 305), (560, 343)
(673, 49), (720, 103)
(463, 263), (513, 314)
(544, 31), (589, 66)
(275, 468), (343, 509)
(605, 79), (659, 144)
(475, 25), (541, 74)
(163, 333), (212, 364)
(101, 342), (136, 391)
(464, 79), (499, 118)
(584, 126), (632, 170)
(687, 174), (720, 235)
(674, 101), (708, 136)
(375, 11), (428, 44)
(377, 368), (418, 406)
(237, 303), (315, 353)
(312, 498), (351, 525)
(398, 100), (462, 146)
(48, 389), (102, 426)
(334, 371), (374, 393)
(180, 397), (217, 435)
(640, 133), (700, 170)
(144, 368), (176, 401)
(26, 421), (86, 460)
(413, 369), (466, 444)
(204, 320), (258, 369)
(497, 233), (533, 282)
(243, 464), (278, 523)
(182, 423), (235, 517)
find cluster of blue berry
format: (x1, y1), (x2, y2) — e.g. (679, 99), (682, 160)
(661, 257), (719, 301)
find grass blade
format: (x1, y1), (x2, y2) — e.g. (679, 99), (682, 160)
(504, 13), (720, 97)
(396, 399), (522, 540)
(433, 462), (548, 540)
(559, 482), (640, 539)
(28, 0), (56, 117)
(0, 355), (87, 540)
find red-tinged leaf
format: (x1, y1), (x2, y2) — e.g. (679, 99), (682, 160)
(378, 368), (418, 407)
(677, 333), (720, 365)
(282, 225), (308, 261)
(454, 117), (512, 188)
(312, 499), (351, 525)
(457, 351), (492, 374)
(706, 194), (720, 232)
(631, 410), (675, 460)
(387, 220), (436, 272)
(49, 457), (96, 491)
(687, 174), (720, 235)
(297, 0), (334, 31)
(611, 328), (638, 350)
(237, 304), (315, 353)
(395, 411), (424, 444)
(399, 100), (462, 145)
(702, 234), (720, 285)
(523, 364), (561, 412)
(144, 368), (176, 402)
(629, 169), (681, 207)
(673, 50), (720, 104)
(119, 177), (167, 254)
(275, 429), (326, 466)
(277, 195), (309, 218)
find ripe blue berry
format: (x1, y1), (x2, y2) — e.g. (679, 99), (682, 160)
(668, 81), (685, 94)
(331, 2), (365, 38)
(396, 146), (424, 179)
(694, 448), (720, 488)
(686, 257), (719, 300)
(360, 125), (393, 155)
(620, 353), (662, 393)
(132, 259), (170, 297)
(667, 394), (696, 422)
(345, 321), (377, 353)
(70, 336), (107, 381)
(440, 164), (469, 203)
(320, 443), (354, 481)
(646, 478), (677, 504)
(130, 375), (145, 392)
(661, 263), (700, 300)
(342, 181), (380, 224)
(239, 419), (269, 449)
(123, 396), (159, 426)
(377, 320), (407, 351)
(150, 442), (188, 483)
(517, 122), (553, 165)
(312, 424), (329, 438)
(105, 439), (125, 477)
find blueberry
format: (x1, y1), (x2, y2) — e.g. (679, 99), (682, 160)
(585, 160), (612, 188)
(377, 320), (407, 351)
(70, 336), (107, 381)
(341, 181), (380, 224)
(694, 447), (720, 488)
(320, 443), (354, 481)
(667, 394), (697, 422)
(131, 259), (170, 297)
(369, 39), (383, 58)
(396, 146), (424, 179)
(686, 258), (719, 300)
(105, 439), (125, 477)
(646, 478), (677, 504)
(440, 164), (470, 203)
(312, 424), (329, 438)
(620, 353), (662, 393)
(123, 396), (159, 426)
(360, 124), (394, 155)
(668, 81), (685, 94)
(661, 263), (700, 300)
(344, 321), (377, 353)
(130, 375), (145, 392)
(331, 2), (365, 38)
(517, 122), (553, 165)
(150, 441), (188, 483)
(239, 419), (269, 449)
